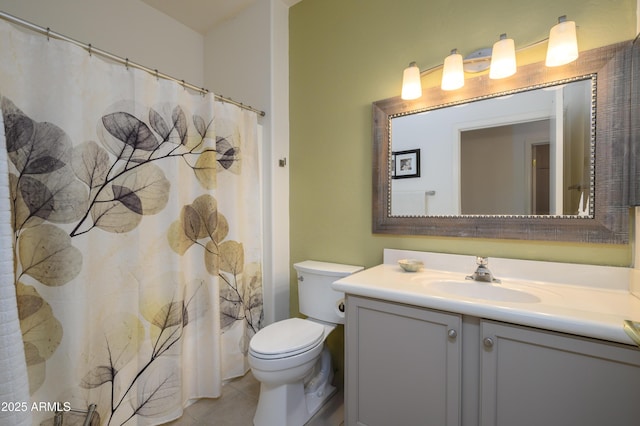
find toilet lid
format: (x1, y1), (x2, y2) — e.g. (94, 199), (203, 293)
(250, 318), (325, 359)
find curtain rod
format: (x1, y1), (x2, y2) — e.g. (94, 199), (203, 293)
(0, 10), (266, 117)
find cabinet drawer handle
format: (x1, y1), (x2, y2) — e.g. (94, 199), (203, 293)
(448, 329), (457, 339)
(483, 337), (494, 348)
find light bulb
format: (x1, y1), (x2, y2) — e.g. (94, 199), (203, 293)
(401, 62), (422, 100)
(489, 34), (516, 79)
(441, 49), (465, 91)
(546, 16), (578, 67)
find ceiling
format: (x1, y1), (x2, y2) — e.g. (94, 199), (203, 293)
(141, 0), (302, 34)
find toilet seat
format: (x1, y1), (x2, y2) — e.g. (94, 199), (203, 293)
(249, 318), (325, 360)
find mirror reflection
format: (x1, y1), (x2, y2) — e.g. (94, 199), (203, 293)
(390, 77), (593, 217)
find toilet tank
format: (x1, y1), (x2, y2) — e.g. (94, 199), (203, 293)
(294, 260), (363, 324)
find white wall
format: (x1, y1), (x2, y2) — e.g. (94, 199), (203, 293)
(204, 0), (290, 324)
(0, 0), (204, 85)
(203, 1), (270, 111)
(267, 0), (292, 323)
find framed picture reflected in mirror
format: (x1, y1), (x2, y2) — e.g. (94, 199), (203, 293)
(392, 149), (420, 179)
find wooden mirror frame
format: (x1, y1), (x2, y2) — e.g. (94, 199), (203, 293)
(372, 41), (635, 244)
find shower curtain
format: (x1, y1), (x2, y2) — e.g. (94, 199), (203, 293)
(0, 19), (263, 425)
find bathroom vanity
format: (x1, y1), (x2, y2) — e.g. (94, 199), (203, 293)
(332, 250), (640, 426)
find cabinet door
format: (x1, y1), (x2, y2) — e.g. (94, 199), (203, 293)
(345, 296), (461, 426)
(480, 320), (640, 426)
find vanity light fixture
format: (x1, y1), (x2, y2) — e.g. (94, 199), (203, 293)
(401, 61), (422, 100)
(441, 49), (465, 90)
(400, 15), (578, 100)
(489, 34), (517, 79)
(546, 15), (579, 66)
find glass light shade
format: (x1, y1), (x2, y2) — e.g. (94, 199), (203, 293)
(441, 49), (464, 91)
(546, 17), (578, 67)
(401, 62), (422, 100)
(489, 34), (516, 79)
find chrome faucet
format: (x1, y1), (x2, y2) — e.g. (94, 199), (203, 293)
(466, 256), (501, 283)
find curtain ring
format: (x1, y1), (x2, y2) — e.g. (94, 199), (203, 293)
(181, 80), (186, 90)
(88, 43), (92, 56)
(46, 27), (50, 41)
(155, 69), (159, 81)
(125, 58), (129, 70)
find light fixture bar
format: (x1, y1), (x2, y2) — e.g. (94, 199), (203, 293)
(401, 15), (579, 99)
(416, 38), (549, 78)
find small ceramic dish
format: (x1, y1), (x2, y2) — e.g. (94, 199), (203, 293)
(398, 259), (424, 272)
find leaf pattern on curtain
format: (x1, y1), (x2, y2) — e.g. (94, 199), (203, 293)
(3, 90), (263, 425)
(168, 194), (263, 344)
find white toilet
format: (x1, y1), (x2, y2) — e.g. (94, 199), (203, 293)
(249, 260), (363, 426)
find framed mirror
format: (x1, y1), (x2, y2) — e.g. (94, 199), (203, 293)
(373, 41), (635, 243)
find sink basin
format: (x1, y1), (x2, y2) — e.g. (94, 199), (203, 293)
(426, 279), (541, 303)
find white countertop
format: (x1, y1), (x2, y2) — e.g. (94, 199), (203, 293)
(332, 250), (640, 346)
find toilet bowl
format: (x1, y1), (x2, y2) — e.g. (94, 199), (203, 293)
(248, 261), (363, 426)
(249, 318), (336, 426)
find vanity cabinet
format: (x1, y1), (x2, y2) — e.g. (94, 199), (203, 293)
(345, 295), (462, 426)
(345, 295), (640, 426)
(480, 320), (640, 426)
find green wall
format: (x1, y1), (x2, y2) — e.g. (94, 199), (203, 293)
(289, 0), (636, 383)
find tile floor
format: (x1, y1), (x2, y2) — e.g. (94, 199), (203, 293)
(162, 371), (344, 426)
